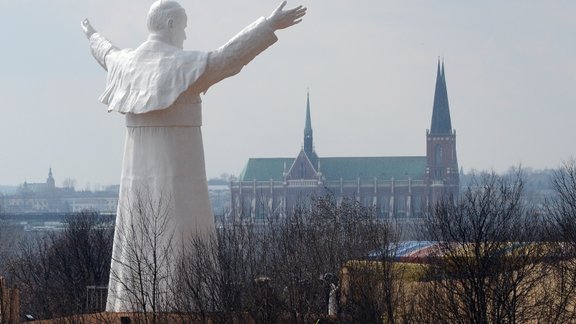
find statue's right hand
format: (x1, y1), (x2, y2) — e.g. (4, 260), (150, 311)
(267, 1), (306, 31)
(81, 19), (96, 39)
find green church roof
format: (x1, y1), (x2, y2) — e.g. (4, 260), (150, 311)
(238, 156), (427, 181)
(239, 158), (295, 182)
(320, 156), (426, 180)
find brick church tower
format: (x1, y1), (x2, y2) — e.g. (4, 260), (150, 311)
(426, 60), (459, 200)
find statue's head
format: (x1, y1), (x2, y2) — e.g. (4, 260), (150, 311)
(147, 0), (187, 48)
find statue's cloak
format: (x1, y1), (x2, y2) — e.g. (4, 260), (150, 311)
(98, 40), (208, 114)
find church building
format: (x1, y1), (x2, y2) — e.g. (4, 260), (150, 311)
(229, 61), (459, 223)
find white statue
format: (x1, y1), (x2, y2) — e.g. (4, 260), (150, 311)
(82, 0), (305, 312)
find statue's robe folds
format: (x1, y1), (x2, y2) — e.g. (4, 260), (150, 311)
(89, 18), (277, 312)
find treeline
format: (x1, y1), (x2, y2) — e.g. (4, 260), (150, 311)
(4, 162), (576, 323)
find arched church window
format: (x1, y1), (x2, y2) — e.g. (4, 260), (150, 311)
(395, 195), (406, 218)
(379, 195), (389, 218)
(435, 145), (443, 165)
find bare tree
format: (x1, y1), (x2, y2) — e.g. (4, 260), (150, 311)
(337, 223), (412, 324)
(9, 211), (113, 320)
(169, 213), (279, 323)
(542, 159), (576, 323)
(265, 196), (400, 323)
(372, 224), (405, 324)
(547, 159), (576, 248)
(421, 171), (547, 323)
(169, 194), (402, 323)
(107, 188), (176, 322)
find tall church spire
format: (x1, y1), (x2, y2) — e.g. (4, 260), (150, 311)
(302, 90), (318, 167)
(430, 58), (452, 134)
(426, 59), (459, 198)
(46, 167), (55, 189)
(304, 90), (313, 155)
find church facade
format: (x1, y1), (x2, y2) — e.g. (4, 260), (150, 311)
(229, 61), (459, 223)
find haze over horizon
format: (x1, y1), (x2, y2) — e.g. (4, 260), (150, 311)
(0, 1), (574, 188)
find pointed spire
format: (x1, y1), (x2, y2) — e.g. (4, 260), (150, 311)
(304, 90), (312, 133)
(430, 58), (453, 134)
(304, 89), (314, 155)
(302, 89), (319, 167)
(46, 167), (55, 188)
(47, 167), (54, 182)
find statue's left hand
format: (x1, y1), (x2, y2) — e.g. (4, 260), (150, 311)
(81, 19), (96, 39)
(267, 1), (307, 30)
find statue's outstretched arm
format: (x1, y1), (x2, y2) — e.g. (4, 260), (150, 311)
(81, 19), (119, 71)
(192, 2), (306, 94)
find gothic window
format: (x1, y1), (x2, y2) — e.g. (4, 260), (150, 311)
(362, 195), (373, 208)
(435, 168), (443, 178)
(395, 195), (406, 218)
(242, 196), (252, 218)
(255, 198), (266, 222)
(435, 144), (443, 165)
(412, 195), (422, 218)
(379, 195), (389, 218)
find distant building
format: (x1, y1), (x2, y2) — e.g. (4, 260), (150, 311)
(1, 169), (118, 214)
(1, 169), (230, 218)
(230, 60), (459, 223)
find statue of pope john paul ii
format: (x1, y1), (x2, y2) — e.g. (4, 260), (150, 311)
(82, 0), (306, 312)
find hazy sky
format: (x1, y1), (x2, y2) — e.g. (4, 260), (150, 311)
(0, 1), (575, 188)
